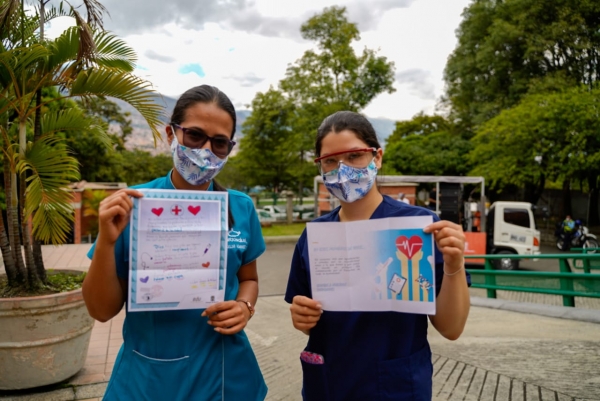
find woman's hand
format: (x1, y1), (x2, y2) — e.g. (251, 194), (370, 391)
(202, 301), (249, 335)
(424, 220), (465, 274)
(97, 189), (143, 245)
(290, 295), (322, 335)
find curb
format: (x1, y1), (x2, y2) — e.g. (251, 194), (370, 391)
(470, 296), (600, 324)
(264, 235), (299, 244)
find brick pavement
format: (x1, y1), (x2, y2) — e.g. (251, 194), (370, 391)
(1, 243), (600, 400)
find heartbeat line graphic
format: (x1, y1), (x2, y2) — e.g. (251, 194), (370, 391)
(396, 240), (421, 254)
(395, 235), (423, 259)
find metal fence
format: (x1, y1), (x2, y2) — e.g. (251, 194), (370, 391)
(465, 253), (600, 307)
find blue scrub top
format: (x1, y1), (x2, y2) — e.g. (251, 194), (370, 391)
(285, 195), (470, 401)
(88, 172), (267, 401)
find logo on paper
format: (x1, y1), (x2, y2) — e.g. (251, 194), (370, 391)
(395, 235), (423, 259)
(171, 204), (183, 216)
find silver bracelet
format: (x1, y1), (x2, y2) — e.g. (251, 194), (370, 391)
(443, 265), (465, 276)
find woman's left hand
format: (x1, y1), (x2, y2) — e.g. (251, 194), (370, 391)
(201, 301), (249, 335)
(423, 220), (466, 274)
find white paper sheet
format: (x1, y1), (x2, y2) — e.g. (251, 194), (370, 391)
(128, 189), (228, 311)
(307, 216), (436, 314)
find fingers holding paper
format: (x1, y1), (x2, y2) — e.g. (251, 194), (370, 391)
(290, 295), (323, 335)
(98, 189), (144, 244)
(202, 301), (248, 335)
(423, 220), (465, 273)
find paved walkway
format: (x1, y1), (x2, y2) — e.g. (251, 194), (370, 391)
(1, 243), (599, 400)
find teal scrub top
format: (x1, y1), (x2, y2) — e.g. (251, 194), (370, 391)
(88, 173), (267, 401)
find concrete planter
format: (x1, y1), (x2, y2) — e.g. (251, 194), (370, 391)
(0, 284), (94, 390)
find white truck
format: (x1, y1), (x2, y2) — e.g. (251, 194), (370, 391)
(482, 201), (541, 270)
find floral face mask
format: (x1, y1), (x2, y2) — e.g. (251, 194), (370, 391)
(322, 160), (378, 203)
(170, 135), (227, 186)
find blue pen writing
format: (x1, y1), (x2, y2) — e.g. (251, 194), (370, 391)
(203, 244), (212, 254)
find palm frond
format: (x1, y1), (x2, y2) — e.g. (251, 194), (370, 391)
(46, 26), (80, 74)
(68, 7), (96, 67)
(81, 0), (108, 29)
(70, 68), (166, 144)
(0, 0), (20, 40)
(17, 136), (80, 245)
(40, 107), (112, 149)
(93, 31), (136, 72)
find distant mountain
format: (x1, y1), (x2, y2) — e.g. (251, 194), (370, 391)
(114, 94), (397, 154)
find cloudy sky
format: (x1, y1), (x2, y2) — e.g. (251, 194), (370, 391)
(47, 0), (473, 122)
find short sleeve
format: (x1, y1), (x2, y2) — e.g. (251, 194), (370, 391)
(284, 230), (310, 303)
(86, 225), (130, 279)
(241, 200), (266, 266)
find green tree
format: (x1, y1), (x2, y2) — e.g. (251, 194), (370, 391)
(385, 113), (473, 176)
(0, 1), (164, 293)
(234, 6), (396, 195)
(469, 86), (600, 215)
(444, 0), (600, 131)
(233, 88), (296, 192)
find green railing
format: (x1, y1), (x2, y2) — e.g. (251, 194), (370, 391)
(465, 254), (600, 307)
(571, 248), (600, 273)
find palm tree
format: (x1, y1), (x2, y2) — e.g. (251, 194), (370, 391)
(0, 0), (165, 293)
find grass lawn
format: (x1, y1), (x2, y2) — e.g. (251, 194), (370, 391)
(262, 223), (306, 237)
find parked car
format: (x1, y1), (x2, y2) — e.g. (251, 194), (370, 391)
(261, 205), (299, 221)
(256, 209), (276, 224)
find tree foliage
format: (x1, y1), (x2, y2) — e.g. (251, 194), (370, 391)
(470, 86), (600, 199)
(232, 6), (395, 194)
(444, 0), (600, 131)
(385, 113), (473, 176)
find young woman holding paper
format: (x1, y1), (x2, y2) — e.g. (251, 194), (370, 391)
(285, 111), (470, 401)
(83, 85), (267, 401)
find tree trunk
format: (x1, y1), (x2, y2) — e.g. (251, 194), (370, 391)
(562, 178), (572, 218)
(16, 120), (39, 288)
(0, 204), (17, 287)
(523, 174), (545, 205)
(0, 130), (20, 287)
(32, 88), (47, 282)
(20, 172), (41, 289)
(587, 173), (599, 226)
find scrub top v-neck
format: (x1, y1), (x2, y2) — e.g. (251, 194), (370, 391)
(285, 195), (469, 401)
(88, 172), (267, 401)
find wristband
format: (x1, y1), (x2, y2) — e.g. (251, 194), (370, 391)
(443, 265), (465, 276)
(236, 299), (255, 319)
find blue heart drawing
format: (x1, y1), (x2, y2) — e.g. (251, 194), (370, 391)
(140, 276), (149, 283)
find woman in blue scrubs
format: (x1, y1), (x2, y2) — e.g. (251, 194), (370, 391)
(285, 111), (470, 401)
(83, 85), (267, 400)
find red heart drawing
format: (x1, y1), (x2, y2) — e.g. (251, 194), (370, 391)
(188, 205), (201, 215)
(395, 235), (423, 259)
(151, 207), (163, 216)
(202, 261), (210, 268)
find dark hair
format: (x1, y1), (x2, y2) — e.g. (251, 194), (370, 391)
(315, 111), (381, 157)
(171, 85), (237, 226)
(170, 84), (237, 139)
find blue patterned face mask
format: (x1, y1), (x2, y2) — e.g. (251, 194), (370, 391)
(170, 136), (227, 186)
(322, 160), (378, 203)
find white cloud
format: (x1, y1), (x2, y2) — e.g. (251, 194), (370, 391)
(45, 0), (474, 122)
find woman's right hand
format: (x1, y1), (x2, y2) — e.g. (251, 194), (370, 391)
(290, 295), (323, 335)
(97, 189), (143, 245)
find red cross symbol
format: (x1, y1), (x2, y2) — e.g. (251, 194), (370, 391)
(171, 205), (182, 216)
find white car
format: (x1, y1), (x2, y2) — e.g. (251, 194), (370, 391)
(256, 209), (276, 223)
(261, 205), (299, 220)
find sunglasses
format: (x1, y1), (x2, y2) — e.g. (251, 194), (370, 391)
(171, 123), (236, 158)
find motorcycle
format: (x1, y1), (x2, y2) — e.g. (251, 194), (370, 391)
(555, 221), (599, 252)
